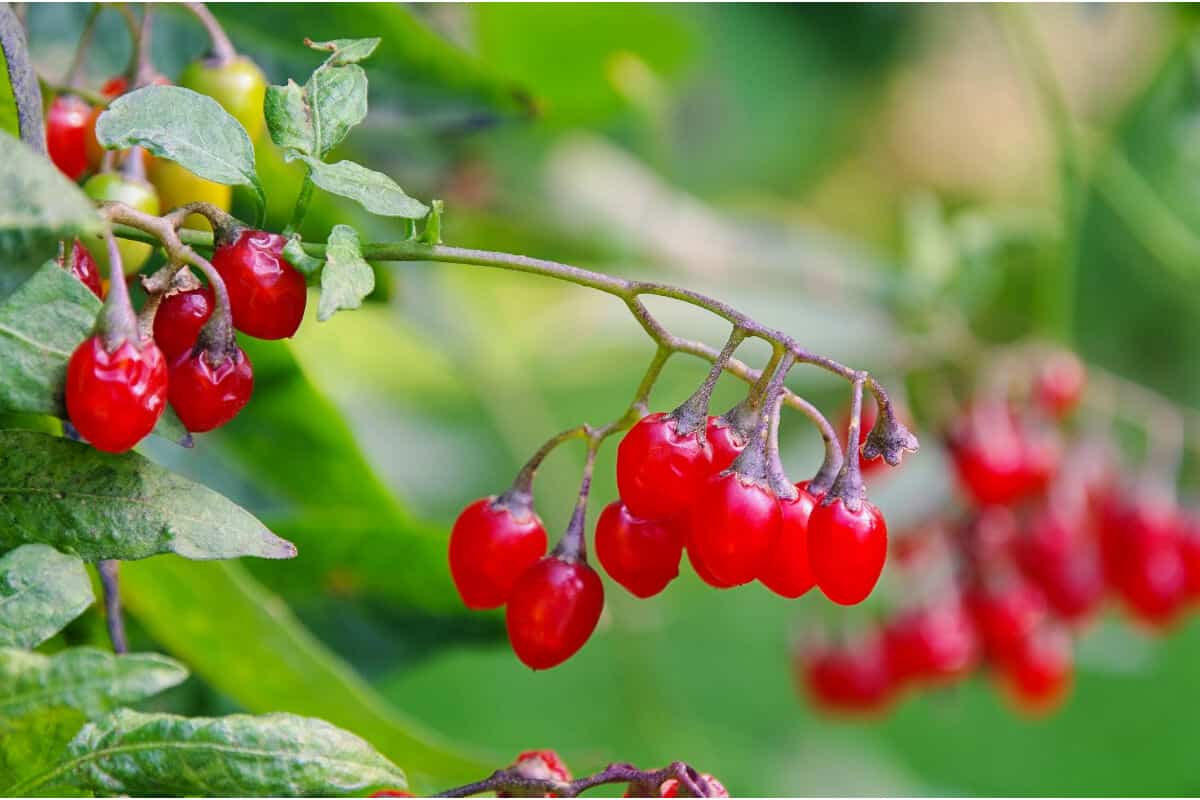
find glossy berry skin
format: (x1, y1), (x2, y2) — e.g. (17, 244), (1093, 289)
(179, 57), (269, 141)
(884, 600), (978, 686)
(686, 543), (736, 589)
(998, 625), (1074, 716)
(60, 239), (103, 298)
(759, 483), (818, 599)
(449, 498), (547, 610)
(46, 95), (93, 180)
(506, 556), (604, 670)
(168, 346), (254, 433)
(153, 287), (215, 361)
(212, 230), (307, 339)
(616, 413), (712, 520)
(807, 497), (887, 605)
(66, 336), (167, 453)
(1034, 351), (1086, 419)
(706, 415), (745, 473)
(688, 472), (781, 587)
(799, 636), (894, 715)
(594, 501), (682, 598)
(82, 173), (160, 276)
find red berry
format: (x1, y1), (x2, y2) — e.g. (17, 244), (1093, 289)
(688, 471), (781, 587)
(594, 501), (682, 598)
(966, 577), (1046, 662)
(1117, 537), (1187, 630)
(616, 413), (712, 520)
(1015, 508), (1105, 624)
(759, 483), (818, 598)
(65, 336), (167, 453)
(807, 496), (887, 605)
(506, 556), (604, 669)
(685, 543), (737, 589)
(448, 497), (547, 610)
(512, 750), (571, 783)
(1034, 351), (1086, 419)
(998, 625), (1074, 716)
(212, 229), (307, 339)
(46, 95), (93, 180)
(153, 287), (214, 360)
(59, 239), (103, 298)
(884, 599), (978, 686)
(167, 346), (254, 433)
(948, 403), (1059, 507)
(369, 792), (412, 798)
(799, 634), (894, 715)
(1178, 514), (1200, 600)
(706, 415), (745, 473)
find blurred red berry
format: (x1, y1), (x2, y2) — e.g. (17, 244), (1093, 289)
(884, 599), (979, 686)
(966, 577), (1046, 662)
(799, 634), (894, 716)
(46, 94), (93, 180)
(998, 625), (1074, 716)
(1034, 351), (1087, 419)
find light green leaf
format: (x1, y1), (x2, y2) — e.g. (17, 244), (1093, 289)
(0, 44), (16, 138)
(264, 79), (314, 156)
(0, 646), (188, 718)
(318, 225), (374, 321)
(95, 86), (264, 214)
(282, 235), (326, 277)
(0, 544), (92, 649)
(307, 37), (382, 66)
(0, 430), (296, 562)
(11, 709), (407, 797)
(307, 62), (368, 157)
(296, 155), (429, 219)
(0, 132), (101, 299)
(0, 707), (88, 796)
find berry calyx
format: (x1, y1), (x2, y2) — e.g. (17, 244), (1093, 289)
(449, 496), (548, 610)
(46, 94), (93, 180)
(167, 345), (254, 433)
(594, 501), (682, 598)
(153, 286), (215, 361)
(807, 496), (887, 605)
(65, 335), (167, 453)
(759, 482), (818, 598)
(212, 229), (307, 339)
(687, 470), (781, 587)
(506, 555), (604, 670)
(58, 239), (103, 298)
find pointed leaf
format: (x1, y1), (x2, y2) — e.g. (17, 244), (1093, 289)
(298, 155), (429, 219)
(0, 544), (92, 649)
(306, 37), (381, 67)
(12, 709), (408, 797)
(0, 430), (297, 562)
(264, 79), (314, 156)
(0, 646), (188, 718)
(318, 225), (374, 321)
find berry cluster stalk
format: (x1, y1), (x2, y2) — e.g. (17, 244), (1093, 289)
(435, 761), (718, 798)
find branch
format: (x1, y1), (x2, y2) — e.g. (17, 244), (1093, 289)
(0, 2), (46, 154)
(97, 560), (128, 654)
(435, 761), (719, 798)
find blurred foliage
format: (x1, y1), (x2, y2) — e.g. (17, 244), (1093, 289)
(20, 3), (1200, 795)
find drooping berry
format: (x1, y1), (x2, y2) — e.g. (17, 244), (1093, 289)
(759, 482), (818, 599)
(799, 634), (894, 716)
(997, 625), (1074, 716)
(153, 286), (215, 360)
(706, 415), (746, 473)
(58, 239), (103, 298)
(686, 544), (737, 589)
(807, 496), (887, 605)
(449, 497), (547, 610)
(884, 599), (979, 686)
(506, 556), (604, 670)
(1034, 351), (1086, 419)
(616, 412), (712, 520)
(1098, 490), (1187, 629)
(167, 346), (254, 433)
(948, 403), (1060, 507)
(46, 94), (93, 180)
(1014, 507), (1105, 624)
(966, 577), (1046, 662)
(594, 501), (682, 598)
(212, 229), (307, 339)
(688, 471), (781, 587)
(65, 336), (167, 453)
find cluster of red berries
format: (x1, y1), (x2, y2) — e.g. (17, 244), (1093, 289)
(63, 226), (305, 453)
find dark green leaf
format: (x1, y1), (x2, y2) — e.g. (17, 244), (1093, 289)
(318, 225), (374, 321)
(0, 430), (296, 562)
(11, 709), (407, 797)
(307, 36), (382, 67)
(0, 132), (101, 299)
(0, 646), (188, 718)
(0, 544), (92, 649)
(297, 155), (429, 219)
(0, 707), (88, 796)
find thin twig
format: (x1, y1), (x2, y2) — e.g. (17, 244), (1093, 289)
(435, 761), (717, 798)
(0, 2), (47, 154)
(98, 560), (128, 654)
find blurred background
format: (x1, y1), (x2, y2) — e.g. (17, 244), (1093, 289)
(25, 3), (1200, 795)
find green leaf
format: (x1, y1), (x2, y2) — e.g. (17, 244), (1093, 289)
(266, 61), (367, 159)
(121, 558), (489, 791)
(307, 36), (382, 67)
(0, 707), (88, 796)
(0, 646), (188, 718)
(0, 430), (296, 562)
(95, 86), (265, 215)
(318, 225), (374, 321)
(10, 709), (407, 797)
(0, 43), (16, 138)
(296, 155), (429, 219)
(282, 235), (326, 277)
(0, 131), (101, 299)
(0, 544), (92, 649)
(264, 79), (314, 156)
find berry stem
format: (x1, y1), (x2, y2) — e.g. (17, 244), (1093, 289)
(824, 373), (868, 512)
(131, 5), (157, 88)
(0, 2), (47, 155)
(765, 388), (798, 501)
(551, 440), (600, 563)
(729, 351), (794, 483)
(62, 3), (101, 90)
(500, 425), (590, 511)
(435, 761), (717, 798)
(184, 2), (238, 66)
(671, 327), (745, 435)
(96, 230), (140, 350)
(97, 559), (128, 655)
(283, 169), (315, 237)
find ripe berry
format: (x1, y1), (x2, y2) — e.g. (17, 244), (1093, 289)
(506, 556), (604, 670)
(948, 403), (1060, 507)
(594, 501), (682, 598)
(46, 95), (93, 180)
(807, 496), (887, 605)
(369, 792), (412, 798)
(1178, 515), (1200, 600)
(59, 239), (103, 298)
(512, 749), (571, 783)
(799, 634), (894, 715)
(884, 599), (978, 686)
(1098, 491), (1187, 628)
(153, 287), (215, 360)
(966, 577), (1046, 662)
(65, 336), (167, 453)
(1034, 351), (1086, 419)
(212, 229), (307, 339)
(1014, 508), (1105, 624)
(998, 625), (1074, 716)
(759, 482), (818, 598)
(167, 346), (254, 433)
(706, 415), (745, 473)
(1116, 537), (1187, 630)
(449, 497), (547, 610)
(686, 544), (736, 589)
(688, 471), (781, 587)
(616, 412), (712, 520)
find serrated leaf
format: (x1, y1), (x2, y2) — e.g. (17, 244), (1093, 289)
(264, 79), (314, 156)
(307, 37), (381, 66)
(10, 709), (408, 797)
(0, 430), (296, 562)
(95, 86), (264, 214)
(296, 155), (429, 219)
(0, 646), (187, 718)
(0, 707), (88, 796)
(318, 225), (374, 321)
(0, 132), (102, 300)
(0, 544), (92, 649)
